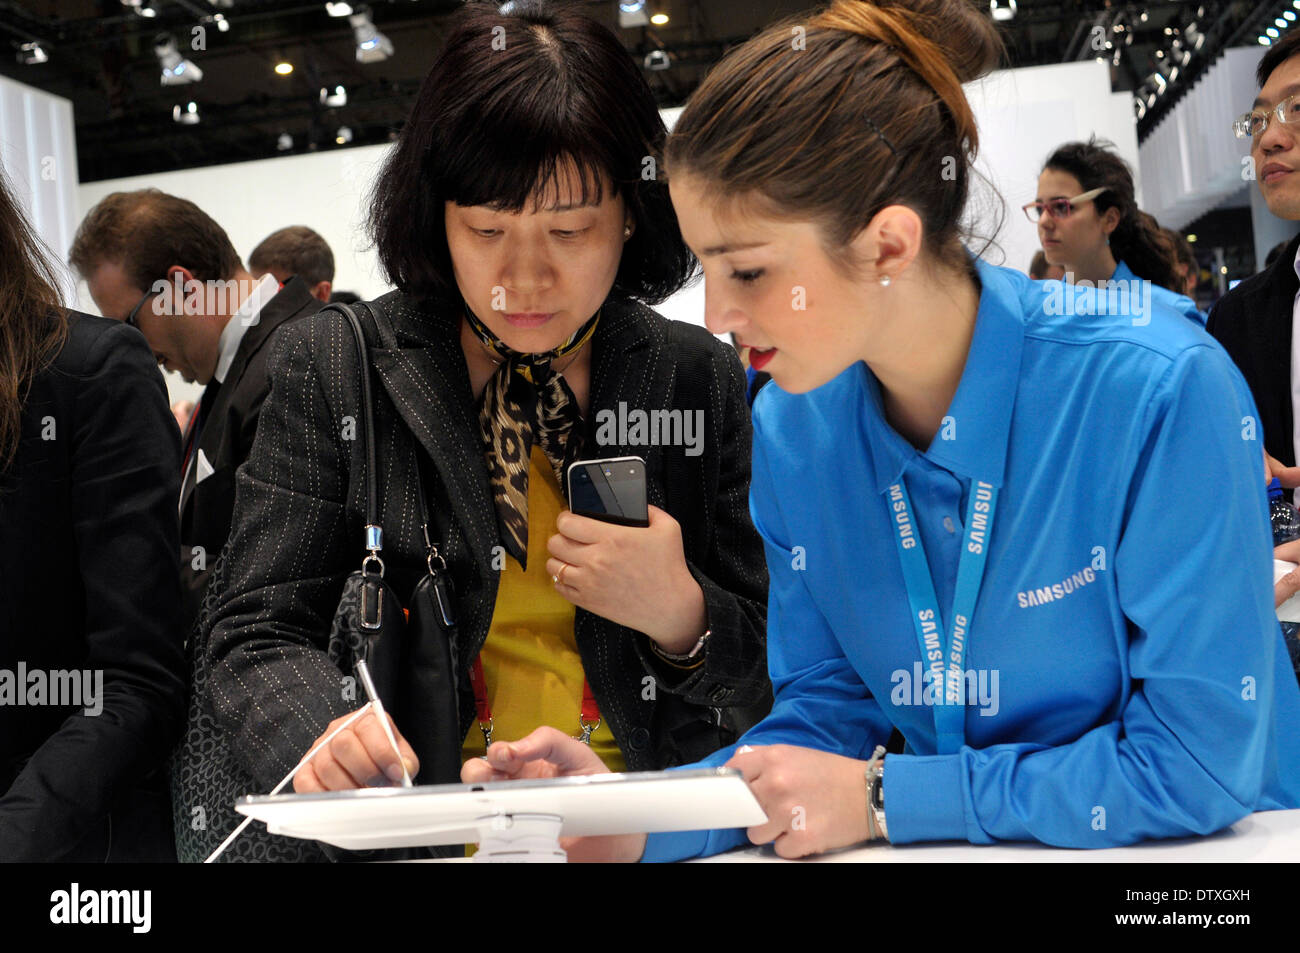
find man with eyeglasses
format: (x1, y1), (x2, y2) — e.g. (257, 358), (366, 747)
(1208, 32), (1300, 634)
(68, 189), (327, 636)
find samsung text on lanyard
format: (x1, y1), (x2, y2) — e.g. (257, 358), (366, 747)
(889, 476), (997, 754)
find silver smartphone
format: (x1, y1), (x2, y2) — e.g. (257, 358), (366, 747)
(565, 456), (649, 527)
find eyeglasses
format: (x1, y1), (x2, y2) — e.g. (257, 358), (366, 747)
(124, 288), (154, 329)
(1234, 91), (1300, 140)
(1021, 188), (1107, 223)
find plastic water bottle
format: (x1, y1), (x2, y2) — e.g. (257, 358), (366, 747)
(1268, 478), (1300, 675)
(1271, 478), (1300, 545)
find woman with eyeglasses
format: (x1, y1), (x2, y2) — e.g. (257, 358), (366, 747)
(0, 170), (186, 860)
(1027, 138), (1201, 324)
(176, 0), (770, 862)
(463, 0), (1300, 862)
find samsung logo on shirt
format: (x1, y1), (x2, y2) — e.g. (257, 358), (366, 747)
(1017, 566), (1097, 608)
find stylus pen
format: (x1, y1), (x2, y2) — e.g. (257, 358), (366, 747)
(355, 658), (414, 788)
(204, 703), (374, 863)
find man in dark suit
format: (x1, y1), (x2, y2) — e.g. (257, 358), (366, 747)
(1207, 33), (1300, 485)
(248, 225), (335, 304)
(1208, 34), (1300, 641)
(69, 190), (327, 630)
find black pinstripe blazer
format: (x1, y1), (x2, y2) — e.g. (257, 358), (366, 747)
(199, 289), (771, 796)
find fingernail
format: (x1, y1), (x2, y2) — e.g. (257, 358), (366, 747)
(386, 763), (404, 782)
(366, 775), (388, 788)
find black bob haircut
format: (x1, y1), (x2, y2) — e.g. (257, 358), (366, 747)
(367, 0), (697, 307)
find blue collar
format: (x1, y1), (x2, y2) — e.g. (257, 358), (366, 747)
(863, 258), (1025, 495)
(1110, 259), (1137, 284)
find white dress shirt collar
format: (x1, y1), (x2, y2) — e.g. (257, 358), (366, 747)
(213, 273), (280, 384)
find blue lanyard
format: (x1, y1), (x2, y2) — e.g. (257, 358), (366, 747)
(887, 476), (998, 754)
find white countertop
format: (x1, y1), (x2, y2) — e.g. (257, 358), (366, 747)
(688, 808), (1300, 862)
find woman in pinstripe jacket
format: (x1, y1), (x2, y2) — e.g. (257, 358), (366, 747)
(176, 1), (770, 861)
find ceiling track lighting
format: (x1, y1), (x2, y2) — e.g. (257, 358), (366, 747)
(156, 33), (203, 85)
(17, 41), (47, 65)
(172, 101), (200, 124)
(349, 9), (393, 63)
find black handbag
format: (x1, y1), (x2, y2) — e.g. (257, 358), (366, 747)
(172, 301), (462, 862)
(324, 301), (462, 791)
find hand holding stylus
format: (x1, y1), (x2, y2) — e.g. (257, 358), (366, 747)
(294, 706), (419, 792)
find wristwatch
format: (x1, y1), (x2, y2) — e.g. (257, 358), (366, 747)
(864, 744), (889, 842)
(649, 628), (710, 669)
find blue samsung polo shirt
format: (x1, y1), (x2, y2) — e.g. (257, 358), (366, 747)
(642, 257), (1300, 861)
(1112, 259), (1206, 326)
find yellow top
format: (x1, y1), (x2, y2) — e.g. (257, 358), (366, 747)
(461, 444), (626, 772)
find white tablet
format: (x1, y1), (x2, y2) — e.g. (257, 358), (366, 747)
(235, 767), (766, 852)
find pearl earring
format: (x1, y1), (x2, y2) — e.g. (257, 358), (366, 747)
(624, 226), (632, 240)
(880, 275), (891, 287)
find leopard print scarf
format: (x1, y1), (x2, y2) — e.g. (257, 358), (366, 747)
(466, 305), (600, 569)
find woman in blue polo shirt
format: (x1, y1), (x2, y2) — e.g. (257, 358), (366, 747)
(1031, 138), (1205, 326)
(463, 0), (1300, 861)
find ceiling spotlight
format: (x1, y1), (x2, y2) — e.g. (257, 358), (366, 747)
(137, 2), (158, 18)
(643, 49), (671, 70)
(990, 0), (1017, 20)
(325, 2), (354, 15)
(210, 14), (229, 32)
(650, 13), (670, 25)
(1187, 234), (1197, 243)
(1287, 11), (1297, 21)
(1139, 10), (1149, 22)
(275, 61), (294, 75)
(335, 125), (353, 145)
(208, 0), (233, 7)
(172, 101), (200, 125)
(618, 1), (649, 27)
(277, 132), (293, 151)
(17, 42), (47, 65)
(320, 85), (347, 107)
(1150, 71), (1168, 92)
(1269, 26), (1281, 38)
(1261, 35), (1273, 45)
(1134, 96), (1147, 120)
(350, 10), (393, 63)
(156, 34), (203, 85)
(1277, 17), (1288, 28)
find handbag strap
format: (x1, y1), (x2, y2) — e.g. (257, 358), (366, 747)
(342, 300), (446, 574)
(319, 302), (385, 571)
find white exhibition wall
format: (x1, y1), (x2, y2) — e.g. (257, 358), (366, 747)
(66, 59), (1132, 404)
(0, 74), (79, 303)
(655, 60), (1137, 340)
(964, 59), (1140, 273)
